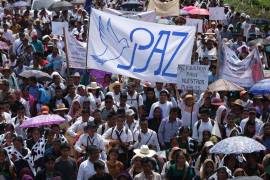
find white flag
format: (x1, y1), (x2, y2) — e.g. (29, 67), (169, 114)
(220, 44), (263, 87)
(87, 9), (196, 83)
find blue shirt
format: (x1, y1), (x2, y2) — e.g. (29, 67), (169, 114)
(47, 54), (63, 72)
(158, 117), (182, 144)
(208, 71), (218, 84)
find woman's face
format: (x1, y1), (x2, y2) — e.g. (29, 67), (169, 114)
(5, 134), (13, 144)
(185, 97), (194, 107)
(32, 130), (40, 141)
(205, 162), (214, 173)
(176, 154), (186, 166)
(217, 169), (228, 180)
(147, 91), (155, 99)
(109, 152), (118, 161)
(153, 108), (161, 118)
(73, 101), (80, 110)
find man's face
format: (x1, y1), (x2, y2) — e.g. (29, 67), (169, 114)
(159, 93), (167, 103)
(201, 113), (209, 121)
(89, 150), (100, 162)
(82, 113), (89, 121)
(140, 121), (148, 132)
(128, 85), (135, 94)
(248, 111), (256, 121)
(116, 117), (124, 129)
(55, 89), (62, 98)
(113, 85), (120, 93)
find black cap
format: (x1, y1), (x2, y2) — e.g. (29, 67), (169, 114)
(86, 145), (100, 154)
(86, 121), (97, 129)
(199, 108), (210, 114)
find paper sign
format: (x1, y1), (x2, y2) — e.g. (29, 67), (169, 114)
(65, 29), (87, 69)
(52, 21), (68, 35)
(177, 64), (209, 91)
(209, 7), (226, 20)
(185, 18), (203, 33)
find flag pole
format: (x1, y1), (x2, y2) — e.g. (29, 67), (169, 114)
(63, 27), (70, 79)
(84, 5), (92, 87)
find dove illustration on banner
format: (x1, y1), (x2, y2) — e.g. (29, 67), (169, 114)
(91, 16), (129, 65)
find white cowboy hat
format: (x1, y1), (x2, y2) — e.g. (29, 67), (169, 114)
(109, 81), (122, 92)
(88, 82), (100, 90)
(133, 145), (156, 157)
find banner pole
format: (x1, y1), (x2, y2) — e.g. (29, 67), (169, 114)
(84, 8), (92, 87)
(63, 27), (70, 79)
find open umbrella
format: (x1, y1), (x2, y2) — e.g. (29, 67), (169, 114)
(229, 176), (263, 180)
(188, 8), (209, 16)
(48, 0), (74, 11)
(12, 1), (30, 8)
(249, 79), (270, 95)
(208, 79), (244, 92)
(210, 136), (266, 154)
(31, 0), (60, 10)
(20, 114), (65, 128)
(121, 0), (143, 12)
(19, 70), (51, 80)
(182, 6), (197, 11)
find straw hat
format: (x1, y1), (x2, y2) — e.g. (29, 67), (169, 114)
(232, 99), (244, 107)
(109, 81), (122, 92)
(88, 82), (100, 90)
(133, 145), (156, 157)
(55, 103), (68, 112)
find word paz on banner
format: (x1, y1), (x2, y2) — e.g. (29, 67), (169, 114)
(91, 16), (189, 78)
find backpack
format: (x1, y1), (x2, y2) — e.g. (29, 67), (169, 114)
(196, 119), (215, 132)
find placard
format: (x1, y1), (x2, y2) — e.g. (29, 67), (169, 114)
(52, 21), (68, 35)
(177, 64), (209, 91)
(209, 7), (226, 20)
(185, 18), (203, 33)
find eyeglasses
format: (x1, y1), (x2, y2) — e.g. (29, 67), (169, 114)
(105, 101), (112, 103)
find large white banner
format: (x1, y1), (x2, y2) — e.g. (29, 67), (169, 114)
(220, 44), (264, 87)
(87, 9), (196, 83)
(177, 64), (209, 91)
(65, 29), (87, 69)
(104, 8), (156, 22)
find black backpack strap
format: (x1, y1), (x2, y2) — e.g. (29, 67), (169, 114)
(101, 124), (106, 135)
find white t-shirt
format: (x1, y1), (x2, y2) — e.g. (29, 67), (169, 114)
(148, 101), (174, 119)
(192, 119), (214, 142)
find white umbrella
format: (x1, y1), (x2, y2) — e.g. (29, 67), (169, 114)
(210, 136), (266, 154)
(12, 1), (30, 8)
(229, 176), (263, 180)
(208, 79), (244, 92)
(19, 70), (51, 80)
(31, 0), (60, 10)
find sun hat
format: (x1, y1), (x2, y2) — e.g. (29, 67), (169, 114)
(126, 109), (135, 116)
(133, 145), (156, 157)
(54, 103), (68, 112)
(88, 82), (100, 90)
(109, 81), (122, 92)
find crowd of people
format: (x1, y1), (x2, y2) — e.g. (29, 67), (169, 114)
(0, 0), (269, 179)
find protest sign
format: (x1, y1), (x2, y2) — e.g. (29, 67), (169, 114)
(185, 18), (203, 33)
(147, 0), (179, 17)
(65, 28), (87, 69)
(177, 64), (209, 91)
(209, 7), (226, 20)
(219, 44), (264, 87)
(104, 8), (156, 22)
(52, 21), (68, 35)
(87, 9), (195, 83)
